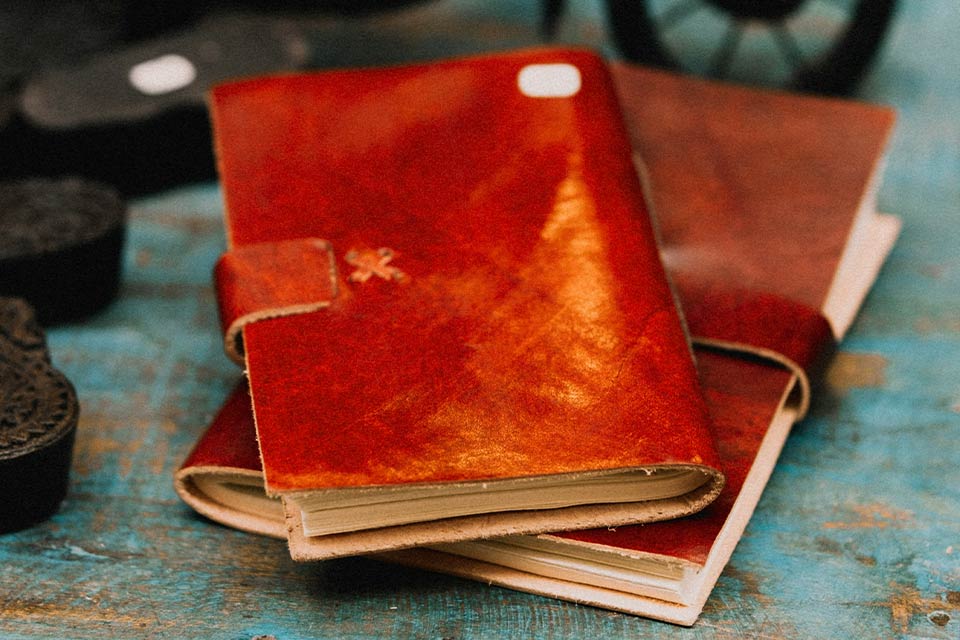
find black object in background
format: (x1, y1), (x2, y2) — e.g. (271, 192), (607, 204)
(3, 12), (310, 196)
(603, 0), (898, 95)
(0, 0), (131, 90)
(0, 297), (79, 534)
(0, 178), (127, 325)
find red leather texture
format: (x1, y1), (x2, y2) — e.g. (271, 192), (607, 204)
(177, 345), (791, 565)
(610, 62), (894, 316)
(546, 63), (895, 564)
(179, 56), (895, 614)
(209, 48), (717, 495)
(554, 348), (792, 563)
(677, 277), (836, 382)
(180, 379), (260, 473)
(214, 238), (338, 363)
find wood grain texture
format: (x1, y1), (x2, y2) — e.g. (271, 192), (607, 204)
(1, 1), (958, 638)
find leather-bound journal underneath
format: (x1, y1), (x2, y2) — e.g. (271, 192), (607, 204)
(202, 48), (723, 561)
(176, 58), (899, 625)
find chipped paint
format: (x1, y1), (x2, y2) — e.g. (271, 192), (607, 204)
(913, 315), (960, 334)
(64, 544), (110, 560)
(1, 598), (161, 628)
(857, 583), (960, 635)
(928, 610), (951, 626)
(814, 536), (877, 566)
(824, 352), (888, 395)
(709, 565), (774, 608)
(823, 503), (915, 530)
(919, 264), (949, 279)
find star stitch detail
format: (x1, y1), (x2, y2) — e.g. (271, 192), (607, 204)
(344, 247), (407, 283)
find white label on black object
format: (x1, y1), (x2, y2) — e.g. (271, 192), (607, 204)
(128, 54), (197, 96)
(517, 64), (582, 98)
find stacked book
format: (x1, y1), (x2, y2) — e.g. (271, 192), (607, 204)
(174, 48), (899, 626)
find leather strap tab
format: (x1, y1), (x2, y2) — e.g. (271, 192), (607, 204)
(676, 277), (837, 418)
(214, 238), (338, 365)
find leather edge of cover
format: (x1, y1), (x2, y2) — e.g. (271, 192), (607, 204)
(282, 471), (723, 562)
(173, 465), (286, 539)
(377, 547), (700, 626)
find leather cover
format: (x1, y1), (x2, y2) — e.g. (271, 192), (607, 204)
(177, 57), (900, 622)
(390, 62), (900, 624)
(385, 347), (798, 625)
(174, 379), (285, 540)
(613, 62), (898, 339)
(208, 48), (722, 558)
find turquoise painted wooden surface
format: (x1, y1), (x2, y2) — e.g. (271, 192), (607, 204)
(2, 2), (958, 638)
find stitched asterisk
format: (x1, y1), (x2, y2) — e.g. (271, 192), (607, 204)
(344, 247), (407, 283)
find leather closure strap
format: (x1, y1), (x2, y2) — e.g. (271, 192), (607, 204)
(214, 238), (338, 365)
(676, 276), (837, 419)
(213, 237), (836, 417)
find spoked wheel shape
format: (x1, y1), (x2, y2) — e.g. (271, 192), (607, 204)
(604, 0), (897, 94)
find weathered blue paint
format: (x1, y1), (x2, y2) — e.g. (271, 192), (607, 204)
(1, 2), (958, 638)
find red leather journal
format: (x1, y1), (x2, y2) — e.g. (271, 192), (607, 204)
(176, 59), (898, 624)
(205, 48), (722, 560)
(391, 63), (900, 624)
